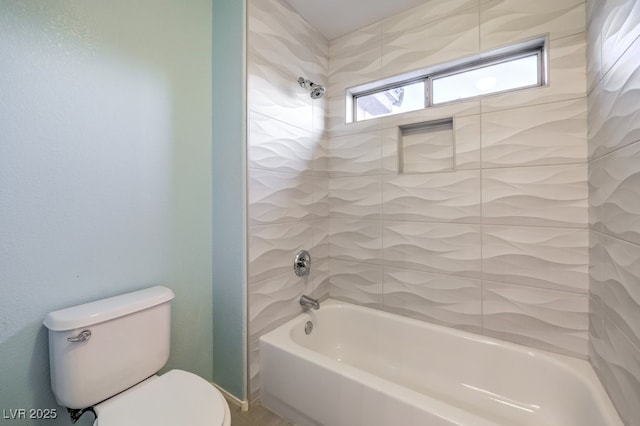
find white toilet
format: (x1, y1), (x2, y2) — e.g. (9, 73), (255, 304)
(43, 286), (231, 426)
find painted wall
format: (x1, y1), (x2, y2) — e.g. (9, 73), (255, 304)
(246, 0), (329, 401)
(326, 0), (590, 358)
(587, 0), (640, 423)
(212, 0), (248, 401)
(0, 1), (213, 424)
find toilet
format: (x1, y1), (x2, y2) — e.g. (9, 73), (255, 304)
(43, 286), (231, 426)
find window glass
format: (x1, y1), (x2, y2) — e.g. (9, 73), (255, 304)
(431, 54), (539, 105)
(355, 80), (425, 121)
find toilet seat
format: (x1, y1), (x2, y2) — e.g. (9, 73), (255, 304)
(93, 369), (231, 426)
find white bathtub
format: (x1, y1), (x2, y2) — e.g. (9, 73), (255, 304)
(259, 299), (621, 426)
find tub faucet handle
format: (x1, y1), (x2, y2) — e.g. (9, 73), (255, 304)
(294, 250), (311, 277)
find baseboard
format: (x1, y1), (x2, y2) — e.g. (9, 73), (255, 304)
(211, 382), (249, 412)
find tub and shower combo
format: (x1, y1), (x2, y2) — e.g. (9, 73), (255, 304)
(260, 299), (621, 426)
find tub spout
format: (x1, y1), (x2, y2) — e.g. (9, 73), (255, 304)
(300, 295), (320, 310)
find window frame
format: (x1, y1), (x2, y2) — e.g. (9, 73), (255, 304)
(347, 37), (547, 123)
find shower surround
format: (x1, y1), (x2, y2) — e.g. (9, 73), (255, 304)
(247, 0), (593, 406)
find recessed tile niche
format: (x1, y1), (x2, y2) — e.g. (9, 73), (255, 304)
(399, 118), (454, 174)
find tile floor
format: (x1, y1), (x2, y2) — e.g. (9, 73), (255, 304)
(227, 399), (293, 426)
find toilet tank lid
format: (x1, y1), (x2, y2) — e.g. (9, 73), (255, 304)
(43, 286), (175, 331)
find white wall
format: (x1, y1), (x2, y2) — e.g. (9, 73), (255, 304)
(0, 1), (213, 423)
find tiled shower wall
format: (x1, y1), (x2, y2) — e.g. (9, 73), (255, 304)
(326, 0), (590, 358)
(587, 0), (640, 423)
(246, 0), (329, 400)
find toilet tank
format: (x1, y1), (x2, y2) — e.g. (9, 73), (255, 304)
(43, 286), (175, 409)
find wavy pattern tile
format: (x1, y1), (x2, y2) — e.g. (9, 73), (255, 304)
(600, 321), (640, 424)
(249, 112), (314, 175)
(480, 33), (587, 113)
(329, 176), (382, 219)
(248, 55), (313, 130)
(586, 3), (603, 92)
(587, 81), (603, 160)
(383, 267), (481, 332)
(602, 141), (640, 245)
(249, 222), (314, 283)
(483, 281), (589, 358)
(383, 0), (477, 35)
(588, 230), (605, 302)
(382, 171), (481, 223)
(328, 130), (383, 176)
(329, 218), (382, 264)
(382, 6), (479, 77)
(248, 0), (315, 80)
(483, 226), (588, 292)
(601, 35), (640, 154)
(329, 259), (383, 307)
(481, 98), (588, 168)
(482, 164), (588, 228)
(600, 0), (640, 73)
(328, 23), (382, 94)
(603, 236), (640, 350)
(480, 0), (585, 49)
(383, 221), (481, 278)
(249, 170), (314, 225)
(588, 158), (603, 230)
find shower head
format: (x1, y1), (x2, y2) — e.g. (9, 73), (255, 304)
(298, 77), (326, 99)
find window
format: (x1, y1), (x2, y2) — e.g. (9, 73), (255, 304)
(348, 38), (546, 122)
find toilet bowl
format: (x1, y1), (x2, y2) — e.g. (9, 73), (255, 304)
(93, 370), (231, 426)
(43, 286), (231, 425)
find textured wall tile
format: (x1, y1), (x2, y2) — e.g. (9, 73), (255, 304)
(482, 164), (588, 228)
(382, 6), (480, 77)
(588, 158), (603, 230)
(483, 225), (588, 292)
(483, 281), (589, 358)
(603, 235), (640, 350)
(248, 170), (314, 225)
(589, 293), (607, 379)
(601, 321), (640, 425)
(328, 130), (383, 176)
(480, 33), (587, 113)
(586, 2), (603, 92)
(248, 55), (313, 130)
(329, 175), (382, 219)
(382, 99), (481, 130)
(600, 0), (640, 74)
(481, 98), (587, 168)
(249, 222), (314, 283)
(329, 218), (382, 264)
(454, 114), (481, 170)
(249, 111), (314, 175)
(589, 230), (606, 304)
(313, 177), (329, 219)
(480, 0), (585, 49)
(601, 35), (640, 154)
(249, 270), (313, 339)
(382, 127), (400, 174)
(602, 141), (640, 245)
(383, 221), (481, 278)
(248, 0), (315, 80)
(383, 267), (482, 332)
(383, 0), (478, 35)
(329, 259), (383, 307)
(383, 171), (481, 223)
(587, 81), (604, 160)
(329, 23), (382, 94)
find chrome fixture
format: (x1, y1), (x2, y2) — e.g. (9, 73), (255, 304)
(304, 321), (314, 335)
(300, 295), (320, 311)
(67, 330), (92, 343)
(294, 250), (311, 277)
(298, 77), (326, 99)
